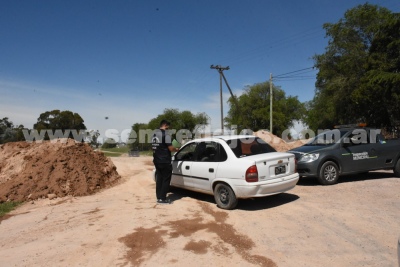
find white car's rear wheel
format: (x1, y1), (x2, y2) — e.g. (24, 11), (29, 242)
(214, 183), (238, 210)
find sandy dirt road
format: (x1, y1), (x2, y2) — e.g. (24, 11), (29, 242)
(1, 156), (399, 267)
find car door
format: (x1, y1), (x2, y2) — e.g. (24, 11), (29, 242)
(171, 142), (197, 188)
(190, 141), (227, 193)
(367, 131), (396, 169)
(340, 129), (378, 172)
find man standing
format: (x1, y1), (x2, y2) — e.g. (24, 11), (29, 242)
(152, 120), (179, 204)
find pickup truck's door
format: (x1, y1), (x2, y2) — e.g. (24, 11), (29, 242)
(372, 137), (400, 169)
(340, 131), (378, 172)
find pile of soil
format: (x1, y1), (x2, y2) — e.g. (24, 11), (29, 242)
(0, 139), (121, 202)
(254, 130), (307, 152)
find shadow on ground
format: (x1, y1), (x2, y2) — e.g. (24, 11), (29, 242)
(168, 187), (299, 211)
(297, 170), (396, 186)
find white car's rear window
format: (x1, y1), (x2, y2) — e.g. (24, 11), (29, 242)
(225, 137), (276, 158)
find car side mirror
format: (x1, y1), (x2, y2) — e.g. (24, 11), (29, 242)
(377, 134), (386, 144)
(342, 141), (350, 148)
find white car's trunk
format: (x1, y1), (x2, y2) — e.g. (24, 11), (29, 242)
(244, 153), (295, 181)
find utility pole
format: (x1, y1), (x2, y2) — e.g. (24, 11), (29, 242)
(269, 73), (273, 134)
(210, 65), (230, 135)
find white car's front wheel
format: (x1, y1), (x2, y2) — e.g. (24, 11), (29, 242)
(214, 183), (238, 210)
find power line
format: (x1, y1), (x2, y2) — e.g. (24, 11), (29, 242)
(219, 27), (324, 66)
(273, 67), (315, 78)
(274, 77), (316, 82)
(194, 27), (324, 90)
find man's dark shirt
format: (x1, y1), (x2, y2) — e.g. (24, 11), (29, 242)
(152, 129), (172, 164)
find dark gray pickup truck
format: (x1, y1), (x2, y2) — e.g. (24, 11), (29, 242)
(288, 126), (400, 185)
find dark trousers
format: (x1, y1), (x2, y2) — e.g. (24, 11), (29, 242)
(154, 163), (172, 200)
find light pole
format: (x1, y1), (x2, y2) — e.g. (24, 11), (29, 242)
(210, 65), (230, 135)
(270, 73), (273, 134)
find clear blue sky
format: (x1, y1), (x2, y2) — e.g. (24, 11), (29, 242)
(1, 0), (399, 141)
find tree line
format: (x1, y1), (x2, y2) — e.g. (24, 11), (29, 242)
(126, 109), (208, 151)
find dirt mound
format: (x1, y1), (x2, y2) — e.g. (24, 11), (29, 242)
(254, 130), (307, 152)
(0, 139), (121, 202)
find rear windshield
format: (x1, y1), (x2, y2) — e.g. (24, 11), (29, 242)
(225, 137), (276, 158)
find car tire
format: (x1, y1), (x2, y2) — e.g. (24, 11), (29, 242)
(394, 159), (400, 177)
(318, 161), (339, 185)
(214, 183), (238, 210)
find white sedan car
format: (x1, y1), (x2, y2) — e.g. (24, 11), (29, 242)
(154, 135), (299, 209)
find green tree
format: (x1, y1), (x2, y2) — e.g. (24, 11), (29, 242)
(130, 109), (209, 150)
(0, 117), (25, 144)
(352, 14), (400, 129)
(147, 108), (208, 132)
(101, 138), (117, 149)
(225, 82), (305, 135)
(0, 117), (13, 143)
(128, 123), (151, 151)
(33, 110), (86, 140)
(86, 130), (100, 148)
(307, 3), (395, 130)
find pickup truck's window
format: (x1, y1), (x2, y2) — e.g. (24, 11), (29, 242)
(344, 132), (367, 145)
(375, 134), (386, 144)
(226, 137), (276, 158)
(306, 130), (348, 146)
(174, 143), (197, 161)
(341, 129), (384, 145)
(342, 129), (370, 145)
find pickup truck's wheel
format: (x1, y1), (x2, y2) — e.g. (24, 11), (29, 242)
(214, 183), (238, 210)
(394, 159), (400, 177)
(318, 161), (339, 185)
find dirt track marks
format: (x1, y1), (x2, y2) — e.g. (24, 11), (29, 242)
(118, 201), (276, 267)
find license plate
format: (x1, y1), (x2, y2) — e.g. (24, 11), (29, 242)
(275, 165), (286, 175)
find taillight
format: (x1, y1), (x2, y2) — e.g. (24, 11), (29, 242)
(294, 158), (297, 173)
(246, 165), (258, 182)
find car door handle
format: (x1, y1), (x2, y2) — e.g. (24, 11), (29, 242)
(185, 166), (190, 170)
(209, 168), (214, 173)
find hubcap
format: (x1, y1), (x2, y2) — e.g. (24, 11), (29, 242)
(324, 165), (337, 181)
(219, 188), (229, 203)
